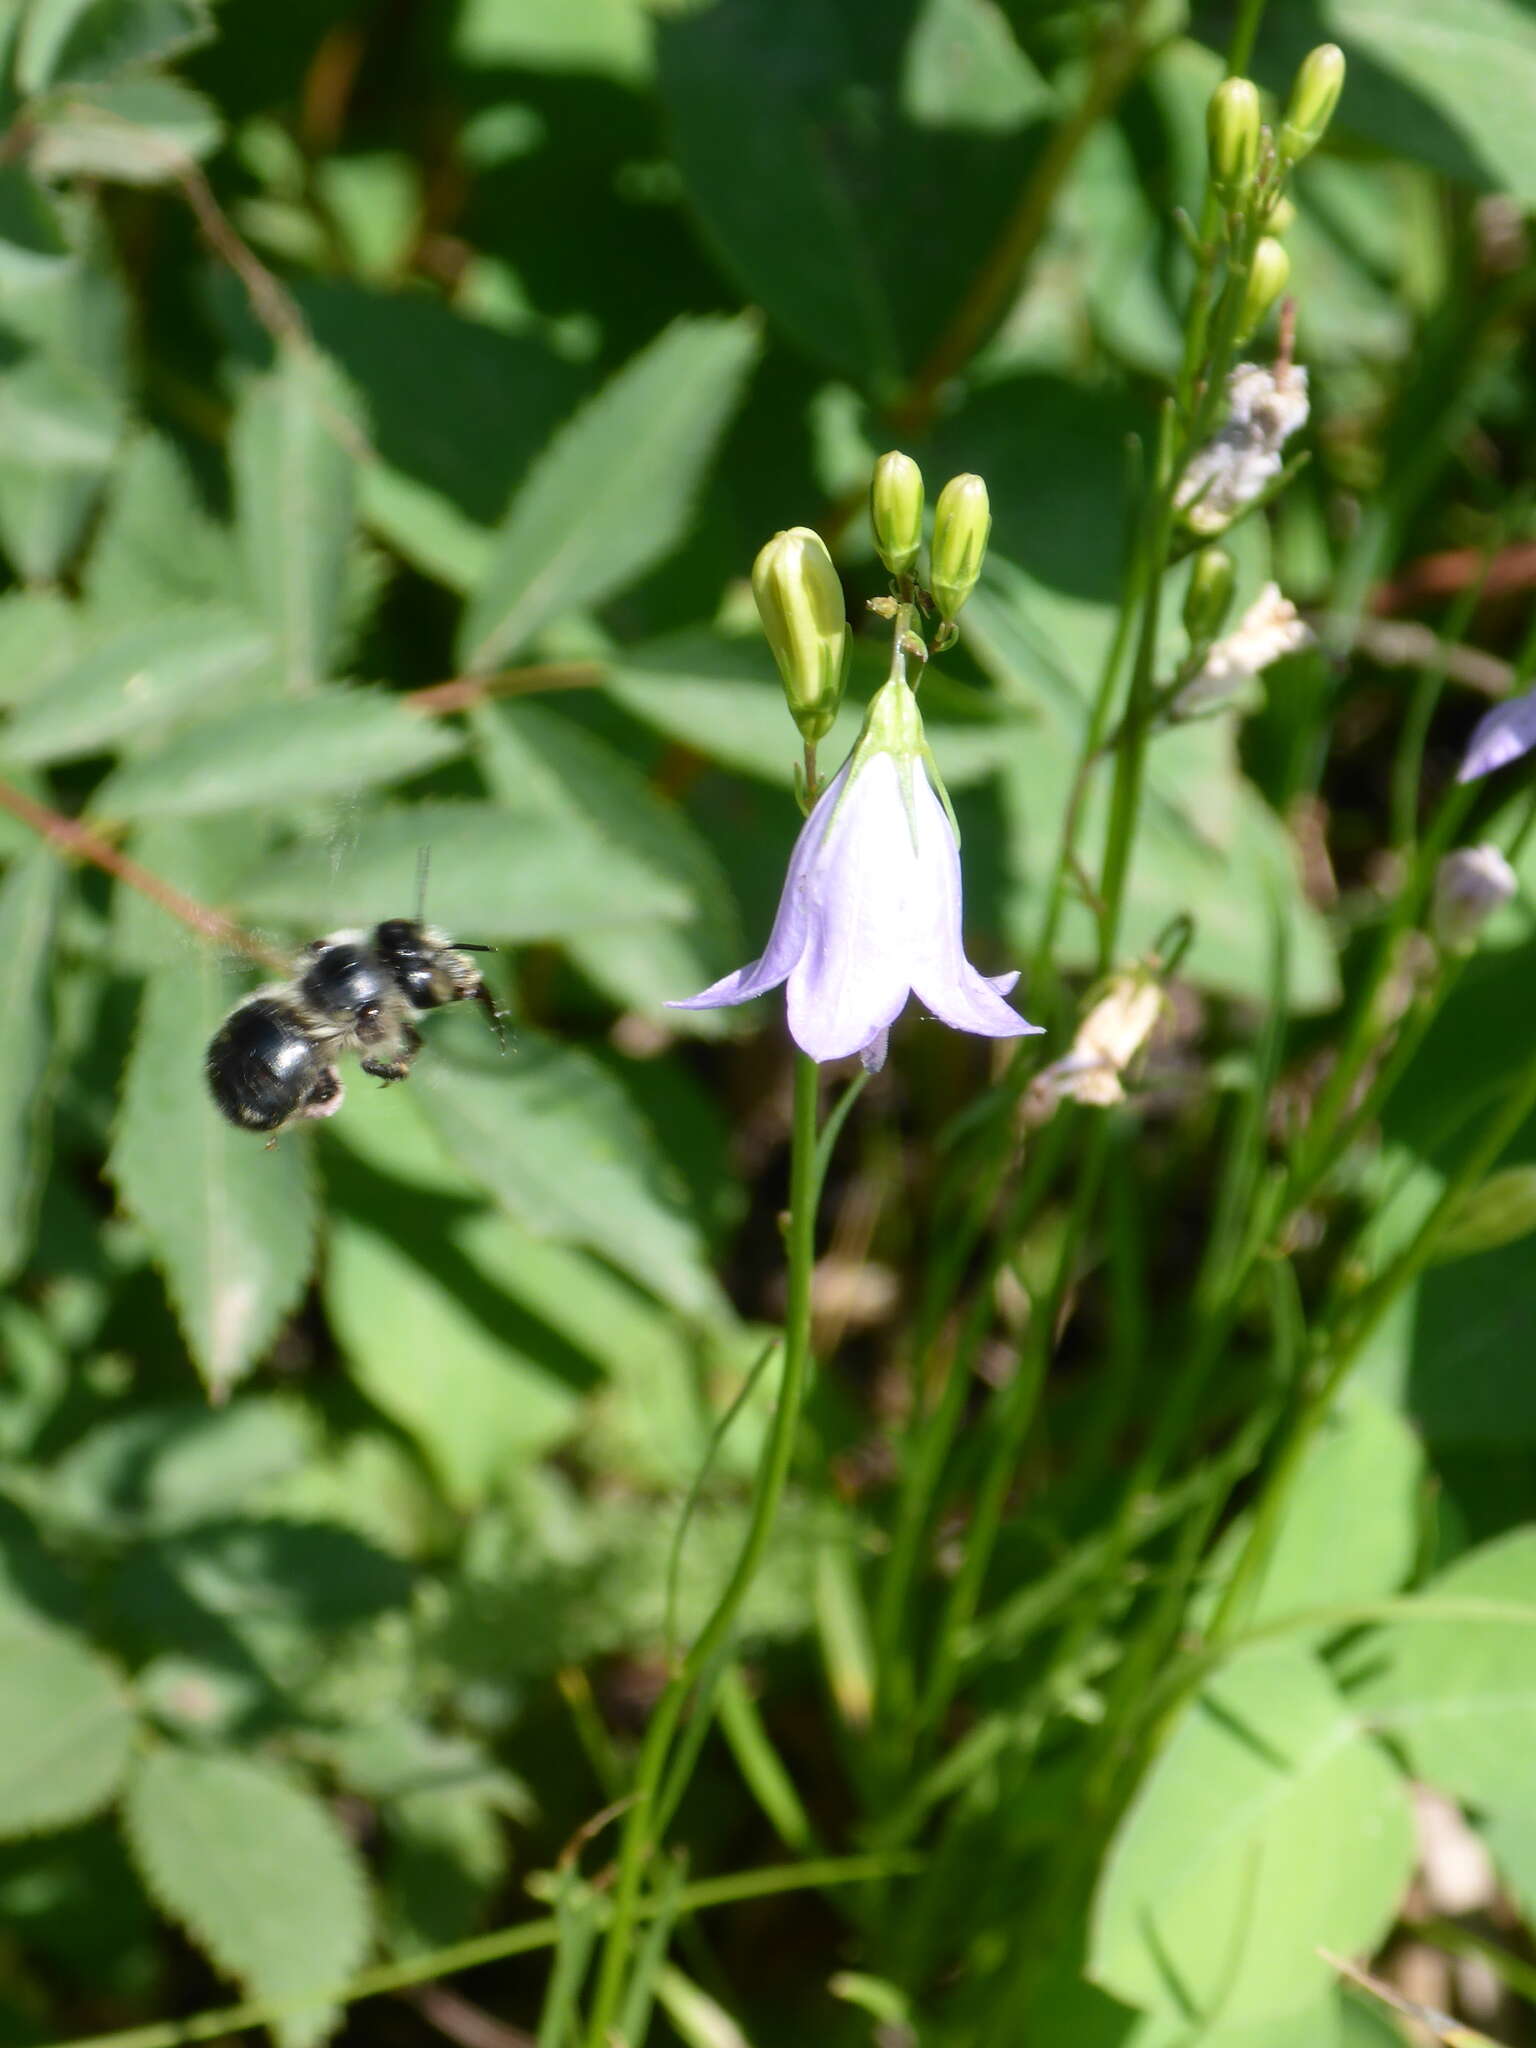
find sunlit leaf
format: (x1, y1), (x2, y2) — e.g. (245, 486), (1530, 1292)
(0, 851), (62, 1284)
(0, 1616), (135, 1838)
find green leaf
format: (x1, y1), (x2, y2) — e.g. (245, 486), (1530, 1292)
(0, 851), (62, 1283)
(47, 1399), (313, 1538)
(91, 687), (461, 821)
(1090, 1645), (1414, 2030)
(0, 349), (123, 581)
(452, 0), (653, 84)
(15, 0), (210, 92)
(31, 75), (223, 182)
(230, 797), (690, 941)
(2, 609), (272, 764)
(0, 588), (81, 709)
(457, 314), (760, 674)
(123, 1746), (371, 2048)
(324, 1211), (586, 1507)
(656, 0), (1047, 386)
(0, 1616), (135, 1837)
(108, 956), (319, 1397)
(472, 698), (743, 1021)
(1348, 1527), (1536, 1818)
(86, 432), (239, 619)
(231, 349), (361, 689)
(413, 1024), (728, 1323)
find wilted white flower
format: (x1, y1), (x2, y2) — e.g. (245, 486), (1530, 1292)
(1432, 843), (1517, 953)
(670, 675), (1041, 1071)
(1027, 975), (1165, 1112)
(1175, 362), (1310, 534)
(1458, 684), (1536, 782)
(1175, 582), (1314, 716)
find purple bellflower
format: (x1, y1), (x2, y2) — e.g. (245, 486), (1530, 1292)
(670, 674), (1042, 1071)
(1459, 687), (1536, 783)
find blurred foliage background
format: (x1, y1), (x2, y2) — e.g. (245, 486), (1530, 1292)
(6, 0), (1536, 2044)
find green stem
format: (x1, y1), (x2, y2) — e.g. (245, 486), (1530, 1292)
(581, 1053), (823, 2048)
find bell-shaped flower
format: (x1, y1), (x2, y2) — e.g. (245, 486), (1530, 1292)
(1458, 685), (1536, 782)
(669, 675), (1041, 1070)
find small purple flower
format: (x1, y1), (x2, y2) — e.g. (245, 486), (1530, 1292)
(670, 678), (1041, 1070)
(1459, 686), (1536, 782)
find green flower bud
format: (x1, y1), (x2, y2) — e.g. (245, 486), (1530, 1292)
(871, 450), (924, 580)
(1182, 546), (1235, 646)
(930, 473), (990, 623)
(1279, 43), (1345, 163)
(1207, 77), (1261, 204)
(752, 525), (850, 744)
(1239, 236), (1290, 338)
(1267, 194), (1296, 236)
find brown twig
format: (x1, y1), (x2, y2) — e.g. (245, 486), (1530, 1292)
(1371, 540), (1536, 616)
(404, 662), (606, 718)
(0, 778), (282, 966)
(406, 1984), (536, 2048)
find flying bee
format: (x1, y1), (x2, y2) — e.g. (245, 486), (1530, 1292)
(205, 917), (504, 1139)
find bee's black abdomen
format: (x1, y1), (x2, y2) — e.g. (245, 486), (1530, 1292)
(205, 995), (326, 1132)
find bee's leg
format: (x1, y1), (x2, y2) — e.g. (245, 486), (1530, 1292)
(361, 1021), (421, 1085)
(471, 981), (508, 1050)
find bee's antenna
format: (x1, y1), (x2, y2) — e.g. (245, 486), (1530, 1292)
(454, 942), (496, 954)
(415, 847), (431, 927)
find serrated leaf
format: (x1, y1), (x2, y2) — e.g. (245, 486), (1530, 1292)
(108, 956), (318, 1397)
(457, 314), (759, 673)
(1348, 1527), (1536, 1817)
(47, 1399), (313, 1537)
(31, 75), (223, 183)
(0, 1616), (135, 1837)
(15, 0), (210, 92)
(1090, 1645), (1414, 2030)
(3, 609), (271, 764)
(91, 687), (461, 821)
(413, 1025), (728, 1322)
(87, 432), (239, 619)
(231, 350), (361, 689)
(229, 797), (690, 940)
(472, 699), (741, 1021)
(0, 851), (62, 1283)
(124, 1746), (370, 2048)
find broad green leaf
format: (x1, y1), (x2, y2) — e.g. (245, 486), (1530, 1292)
(473, 698), (742, 1022)
(1349, 1527), (1536, 1817)
(657, 0), (1047, 386)
(457, 314), (760, 673)
(124, 1746), (370, 2048)
(413, 1024), (728, 1323)
(0, 164), (70, 285)
(452, 0), (652, 83)
(47, 1399), (312, 1537)
(108, 955), (318, 1396)
(0, 589), (80, 709)
(324, 1211), (586, 1507)
(87, 432), (239, 619)
(0, 348), (123, 581)
(383, 1788), (509, 1958)
(91, 687), (461, 820)
(31, 75), (223, 182)
(230, 797), (690, 942)
(3, 609), (271, 764)
(15, 0), (210, 92)
(231, 349), (361, 689)
(1090, 1644), (1414, 2029)
(0, 851), (61, 1283)
(0, 1616), (135, 1837)
(1200, 1393), (1422, 1640)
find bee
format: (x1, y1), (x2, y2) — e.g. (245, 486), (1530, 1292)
(205, 917), (504, 1139)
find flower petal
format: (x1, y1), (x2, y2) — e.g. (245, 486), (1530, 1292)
(1459, 688), (1536, 782)
(785, 754), (915, 1062)
(904, 768), (1043, 1040)
(668, 760), (852, 1011)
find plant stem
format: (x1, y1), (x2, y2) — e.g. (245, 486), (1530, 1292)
(581, 1053), (822, 2048)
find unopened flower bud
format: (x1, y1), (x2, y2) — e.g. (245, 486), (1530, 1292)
(1183, 546), (1235, 647)
(1279, 44), (1345, 164)
(1267, 194), (1296, 236)
(752, 525), (850, 743)
(1208, 78), (1261, 204)
(930, 473), (990, 622)
(871, 451), (924, 580)
(1432, 843), (1517, 954)
(1240, 237), (1290, 339)
(1437, 1166), (1536, 1263)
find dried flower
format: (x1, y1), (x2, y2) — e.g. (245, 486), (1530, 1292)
(1175, 362), (1309, 535)
(669, 675), (1040, 1070)
(1175, 581), (1313, 716)
(1027, 975), (1165, 1112)
(1432, 843), (1517, 953)
(1458, 685), (1536, 782)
